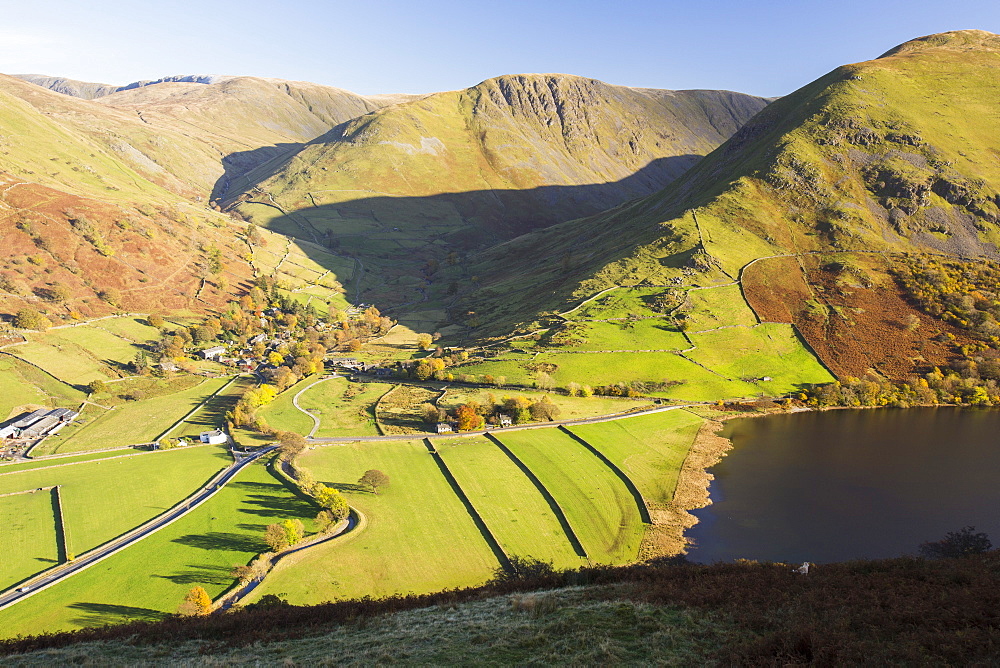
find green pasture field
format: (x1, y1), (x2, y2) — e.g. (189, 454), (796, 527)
(569, 288), (673, 320)
(685, 324), (835, 394)
(563, 319), (689, 351)
(9, 340), (111, 387)
(461, 351), (760, 402)
(257, 376), (318, 436)
(90, 317), (161, 345)
(0, 356), (83, 422)
(46, 377), (232, 454)
(437, 387), (652, 421)
(245, 440), (499, 605)
(566, 410), (704, 506)
(162, 376), (250, 441)
(0, 456), (315, 638)
(0, 449), (151, 474)
(0, 490), (59, 591)
(493, 430), (644, 565)
(682, 285), (758, 331)
(0, 446), (229, 557)
(297, 377), (382, 438)
(435, 436), (587, 570)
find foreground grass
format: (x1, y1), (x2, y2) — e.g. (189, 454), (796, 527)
(436, 436), (587, 570)
(9, 551), (1000, 665)
(246, 440), (499, 605)
(0, 589), (722, 666)
(0, 491), (59, 591)
(567, 410), (703, 505)
(495, 430), (645, 565)
(0, 456), (316, 639)
(0, 446), (229, 557)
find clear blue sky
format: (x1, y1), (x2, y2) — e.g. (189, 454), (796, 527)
(2, 0), (999, 97)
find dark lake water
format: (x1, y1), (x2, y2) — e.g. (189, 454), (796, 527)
(686, 408), (1000, 564)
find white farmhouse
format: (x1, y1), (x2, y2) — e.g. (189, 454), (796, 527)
(199, 429), (229, 445)
(201, 346), (227, 360)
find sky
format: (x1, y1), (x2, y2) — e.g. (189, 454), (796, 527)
(1, 0), (999, 97)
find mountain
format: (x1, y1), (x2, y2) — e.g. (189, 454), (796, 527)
(11, 74), (123, 100)
(0, 72), (415, 323)
(229, 74), (769, 308)
(13, 73), (233, 100)
(458, 30), (1000, 377)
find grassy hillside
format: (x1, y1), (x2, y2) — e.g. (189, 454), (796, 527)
(231, 75), (768, 313)
(457, 30), (1000, 380)
(3, 551), (999, 665)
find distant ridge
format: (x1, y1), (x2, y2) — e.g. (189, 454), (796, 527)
(13, 73), (228, 99)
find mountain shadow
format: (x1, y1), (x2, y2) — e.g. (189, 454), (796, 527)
(232, 156), (706, 337)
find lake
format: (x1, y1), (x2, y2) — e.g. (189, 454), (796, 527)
(686, 407), (1000, 564)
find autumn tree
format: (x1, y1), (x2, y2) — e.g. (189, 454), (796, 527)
(263, 523), (289, 551)
(87, 379), (108, 394)
(13, 308), (50, 331)
(422, 403), (447, 424)
(358, 469), (390, 494)
(529, 396), (561, 422)
(502, 397), (532, 424)
(178, 586), (212, 616)
(147, 314), (165, 329)
(454, 403), (485, 431)
(281, 518), (304, 546)
(313, 483), (350, 521)
(416, 333), (433, 350)
(277, 431), (308, 461)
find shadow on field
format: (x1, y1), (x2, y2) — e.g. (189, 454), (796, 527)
(224, 155), (702, 335)
(229, 481), (315, 517)
(68, 602), (167, 627)
(325, 481), (369, 494)
(172, 531), (262, 553)
(156, 563), (236, 586)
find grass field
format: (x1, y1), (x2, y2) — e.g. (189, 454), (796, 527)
(563, 319), (689, 352)
(0, 446), (229, 556)
(257, 376), (318, 436)
(161, 376), (250, 441)
(435, 436), (587, 569)
(296, 377), (382, 438)
(0, 490), (59, 591)
(0, 356), (83, 422)
(245, 440), (499, 605)
(89, 318), (161, 345)
(566, 410), (704, 506)
(438, 387), (652, 421)
(0, 456), (316, 638)
(48, 377), (232, 454)
(685, 324), (835, 394)
(10, 322), (150, 386)
(0, 449), (158, 474)
(493, 430), (645, 565)
(681, 285), (758, 331)
(570, 288), (671, 320)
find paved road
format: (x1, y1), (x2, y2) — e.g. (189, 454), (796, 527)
(0, 445), (277, 611)
(292, 376), (334, 439)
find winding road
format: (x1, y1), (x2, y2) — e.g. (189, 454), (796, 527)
(0, 445), (276, 612)
(291, 376), (334, 439)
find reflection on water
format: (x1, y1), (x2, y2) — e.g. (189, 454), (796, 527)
(686, 407), (1000, 564)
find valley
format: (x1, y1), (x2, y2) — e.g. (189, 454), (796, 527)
(2, 28), (1000, 660)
